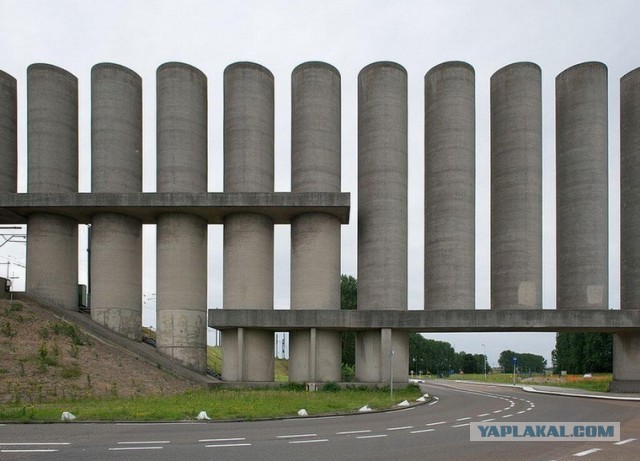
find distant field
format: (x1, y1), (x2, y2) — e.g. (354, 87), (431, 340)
(448, 373), (612, 392)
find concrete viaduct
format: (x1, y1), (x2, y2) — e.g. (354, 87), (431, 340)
(0, 61), (639, 391)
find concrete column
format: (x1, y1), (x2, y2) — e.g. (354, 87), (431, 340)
(222, 62), (274, 382)
(613, 67), (640, 392)
(156, 63), (208, 372)
(289, 62), (341, 383)
(357, 62), (408, 383)
(90, 63), (142, 340)
(556, 62), (608, 310)
(425, 62), (475, 310)
(491, 63), (542, 309)
(26, 64), (78, 309)
(0, 70), (17, 192)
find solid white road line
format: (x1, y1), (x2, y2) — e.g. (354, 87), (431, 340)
(357, 434), (388, 439)
(199, 437), (246, 442)
(614, 438), (636, 445)
(336, 430), (371, 435)
(573, 448), (602, 457)
(289, 439), (329, 444)
(205, 443), (252, 448)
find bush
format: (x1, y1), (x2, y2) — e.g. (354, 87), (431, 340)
(322, 381), (341, 392)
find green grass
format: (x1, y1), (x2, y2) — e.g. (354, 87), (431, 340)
(448, 373), (613, 392)
(206, 346), (289, 381)
(0, 385), (423, 422)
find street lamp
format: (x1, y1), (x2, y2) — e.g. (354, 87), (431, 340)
(482, 344), (487, 381)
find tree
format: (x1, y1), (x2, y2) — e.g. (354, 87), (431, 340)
(340, 275), (357, 368)
(552, 332), (612, 374)
(409, 333), (456, 377)
(498, 350), (546, 374)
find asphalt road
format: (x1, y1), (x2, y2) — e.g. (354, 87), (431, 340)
(1, 381), (639, 460)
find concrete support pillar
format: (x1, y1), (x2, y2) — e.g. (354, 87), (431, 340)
(222, 62), (274, 382)
(0, 70), (17, 192)
(156, 63), (208, 372)
(289, 62), (341, 383)
(90, 63), (142, 340)
(613, 67), (640, 392)
(26, 64), (78, 309)
(357, 62), (408, 383)
(491, 63), (542, 309)
(424, 62), (475, 310)
(556, 62), (608, 310)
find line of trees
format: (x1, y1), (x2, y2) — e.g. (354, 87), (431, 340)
(552, 332), (612, 374)
(498, 350), (547, 374)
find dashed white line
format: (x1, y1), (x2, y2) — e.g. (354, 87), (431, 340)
(277, 433), (317, 439)
(357, 434), (388, 439)
(502, 414), (513, 418)
(199, 437), (246, 443)
(0, 443), (70, 446)
(451, 423), (470, 428)
(428, 400), (439, 406)
(205, 443), (252, 448)
(573, 448), (602, 457)
(336, 430), (371, 435)
(493, 410), (502, 413)
(1, 449), (59, 453)
(477, 413), (490, 417)
(425, 421), (447, 426)
(289, 439), (329, 444)
(481, 418), (496, 422)
(108, 447), (163, 451)
(117, 441), (170, 445)
(387, 426), (414, 431)
(517, 410), (526, 414)
(526, 408), (533, 411)
(503, 407), (511, 411)
(410, 429), (435, 434)
(456, 417), (471, 421)
(614, 438), (636, 445)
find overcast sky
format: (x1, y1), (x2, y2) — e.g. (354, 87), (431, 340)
(1, 0), (638, 366)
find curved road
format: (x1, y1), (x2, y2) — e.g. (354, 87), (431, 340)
(1, 381), (639, 460)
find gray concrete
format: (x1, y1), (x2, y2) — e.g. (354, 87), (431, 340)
(222, 62), (275, 382)
(357, 62), (408, 383)
(26, 64), (78, 309)
(424, 62), (475, 309)
(615, 67), (640, 392)
(556, 62), (608, 309)
(290, 62), (341, 383)
(0, 70), (17, 193)
(491, 63), (542, 309)
(156, 62), (208, 372)
(0, 192), (350, 224)
(90, 63), (142, 340)
(209, 308), (640, 332)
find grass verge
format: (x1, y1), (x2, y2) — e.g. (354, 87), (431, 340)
(0, 384), (423, 422)
(448, 373), (612, 392)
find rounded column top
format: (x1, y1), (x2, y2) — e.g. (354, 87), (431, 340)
(92, 62), (141, 80)
(621, 66), (640, 83)
(0, 69), (16, 86)
(492, 62), (541, 79)
(557, 61), (607, 81)
(224, 61), (273, 78)
(157, 62), (207, 80)
(359, 61), (406, 77)
(27, 63), (77, 81)
(426, 61), (474, 79)
(293, 61), (340, 76)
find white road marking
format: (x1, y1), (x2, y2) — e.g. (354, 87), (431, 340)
(356, 434), (388, 439)
(387, 426), (414, 431)
(456, 417), (471, 421)
(503, 407), (511, 410)
(289, 439), (329, 444)
(530, 404), (535, 407)
(526, 407), (532, 411)
(0, 443), (70, 446)
(477, 413), (490, 417)
(517, 411), (526, 414)
(493, 410), (502, 413)
(481, 418), (495, 422)
(573, 448), (602, 457)
(502, 414), (513, 418)
(1, 449), (58, 453)
(410, 429), (435, 434)
(451, 423), (470, 428)
(425, 421), (447, 426)
(337, 430), (371, 435)
(277, 433), (317, 439)
(199, 437), (246, 442)
(428, 400), (439, 406)
(205, 443), (252, 448)
(108, 446), (163, 451)
(117, 441), (170, 444)
(614, 438), (636, 445)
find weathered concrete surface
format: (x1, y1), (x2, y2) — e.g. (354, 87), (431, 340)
(156, 63), (208, 372)
(209, 308), (640, 332)
(90, 63), (142, 340)
(357, 62), (407, 383)
(26, 64), (78, 309)
(0, 70), (17, 193)
(222, 62), (275, 382)
(0, 191), (350, 224)
(491, 62), (542, 309)
(290, 62), (341, 383)
(425, 62), (475, 309)
(615, 67), (640, 393)
(556, 62), (608, 310)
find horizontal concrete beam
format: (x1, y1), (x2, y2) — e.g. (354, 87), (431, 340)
(208, 309), (640, 332)
(0, 192), (350, 224)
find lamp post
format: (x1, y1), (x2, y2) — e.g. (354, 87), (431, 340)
(482, 343), (487, 381)
(390, 349), (395, 400)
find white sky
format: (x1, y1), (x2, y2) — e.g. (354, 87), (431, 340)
(1, 0), (638, 366)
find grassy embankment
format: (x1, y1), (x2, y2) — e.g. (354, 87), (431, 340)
(449, 373), (612, 392)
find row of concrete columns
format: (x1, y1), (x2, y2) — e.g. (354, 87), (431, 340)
(0, 61), (639, 383)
